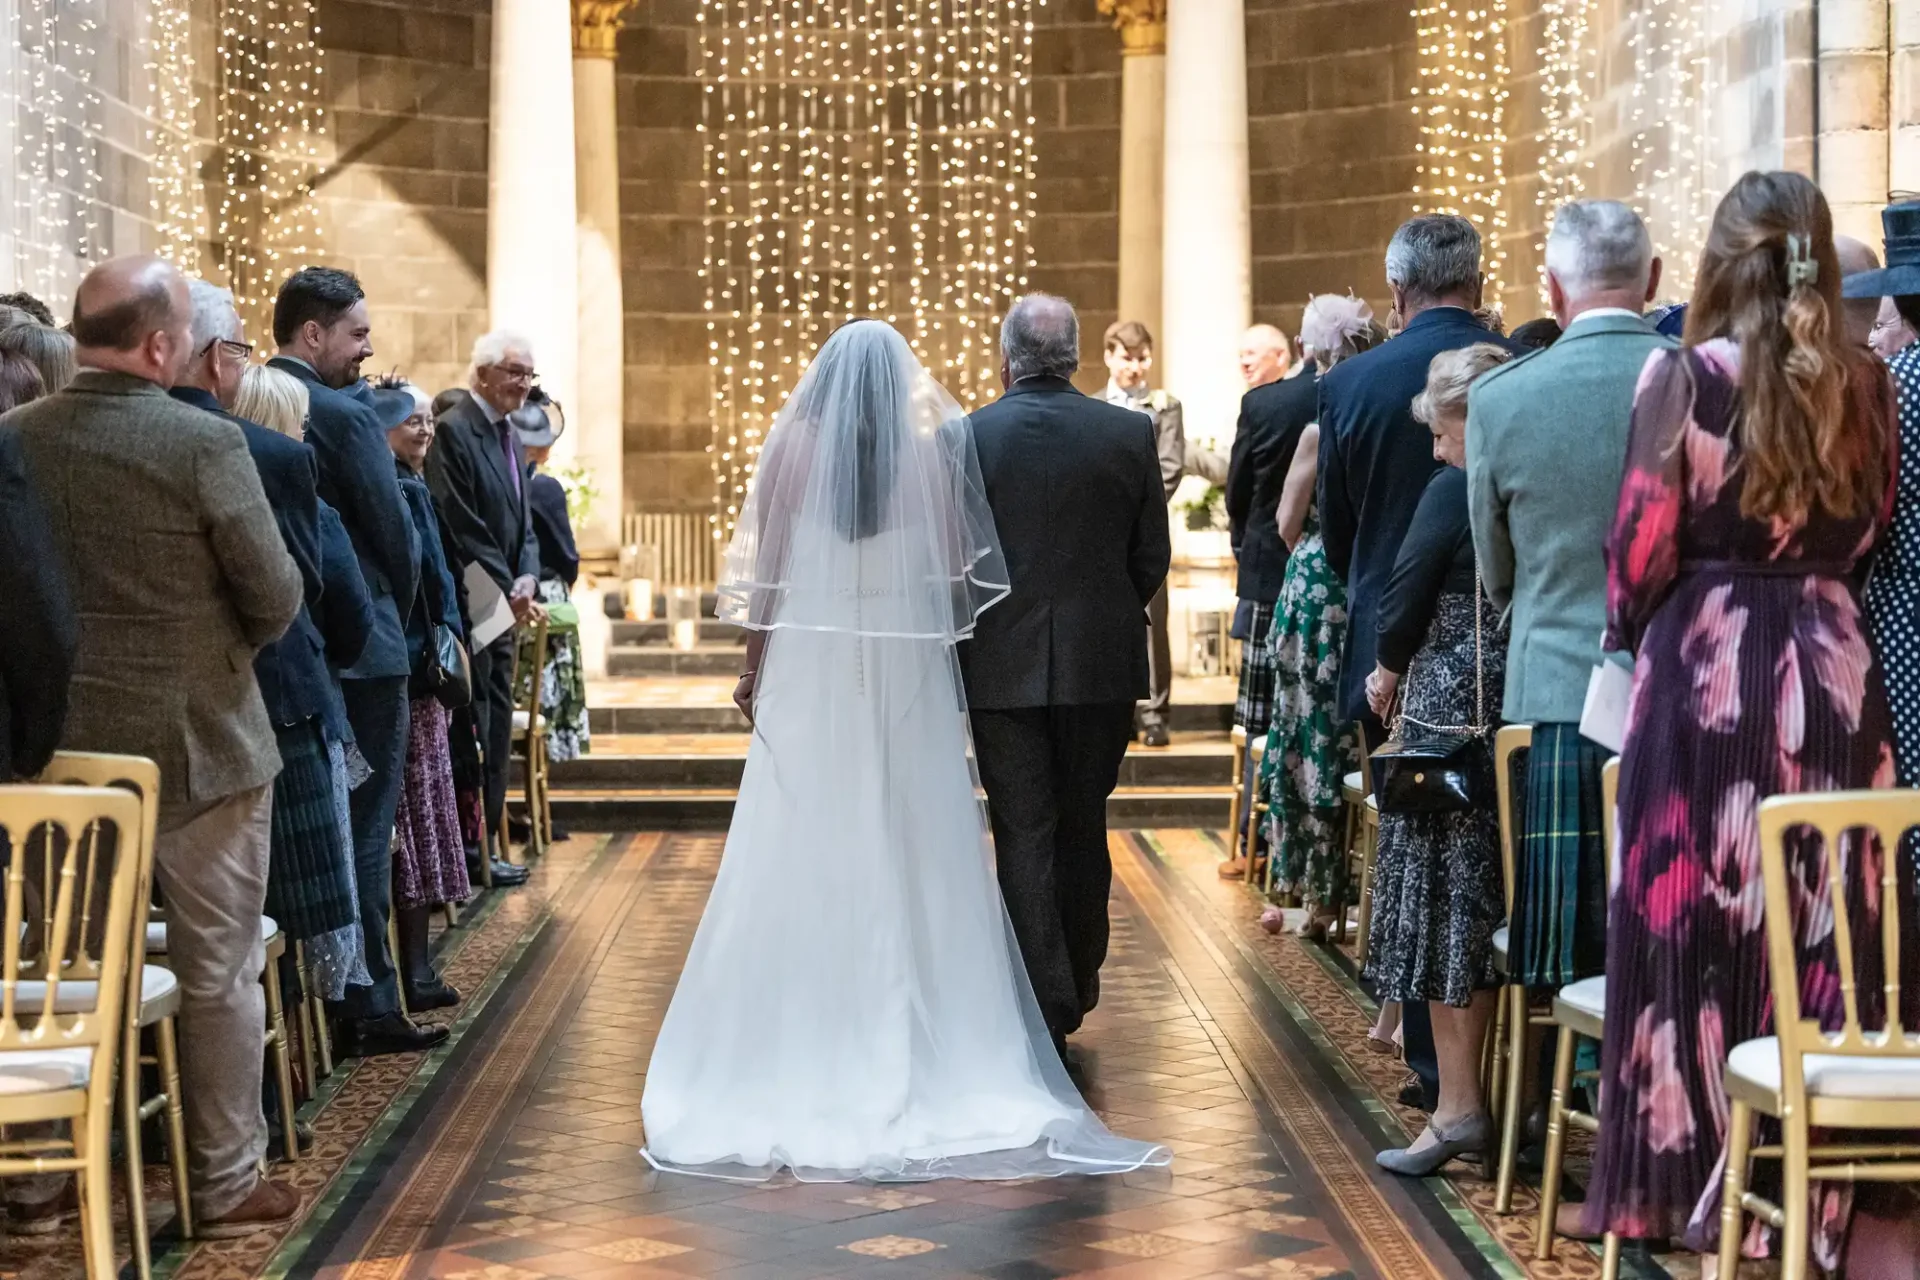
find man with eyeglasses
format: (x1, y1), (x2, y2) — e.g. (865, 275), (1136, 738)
(426, 332), (543, 889)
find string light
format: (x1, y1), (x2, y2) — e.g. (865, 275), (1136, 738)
(701, 0), (1036, 540)
(1531, 0), (1591, 297)
(1409, 0), (1511, 299)
(9, 0), (107, 302)
(148, 0), (204, 270)
(1627, 0), (1713, 290)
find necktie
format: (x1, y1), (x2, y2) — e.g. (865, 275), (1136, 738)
(497, 420), (523, 500)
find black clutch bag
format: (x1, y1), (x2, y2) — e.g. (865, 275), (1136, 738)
(426, 624), (472, 710)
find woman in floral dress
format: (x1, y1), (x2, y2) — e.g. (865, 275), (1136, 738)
(1588, 171), (1915, 1273)
(1260, 297), (1382, 931)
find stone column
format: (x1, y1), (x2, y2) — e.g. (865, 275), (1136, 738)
(1100, 0), (1167, 347)
(1160, 0), (1250, 447)
(488, 0), (580, 459)
(1815, 0), (1891, 246)
(572, 0), (635, 556)
(1895, 0), (1920, 193)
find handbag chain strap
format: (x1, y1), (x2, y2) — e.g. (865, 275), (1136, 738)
(1392, 565), (1487, 739)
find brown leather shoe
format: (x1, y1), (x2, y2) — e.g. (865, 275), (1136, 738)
(1216, 856), (1249, 880)
(198, 1178), (300, 1239)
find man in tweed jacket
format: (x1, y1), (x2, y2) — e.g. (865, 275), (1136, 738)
(9, 256), (304, 1234)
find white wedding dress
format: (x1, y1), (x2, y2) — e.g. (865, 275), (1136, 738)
(639, 322), (1170, 1182)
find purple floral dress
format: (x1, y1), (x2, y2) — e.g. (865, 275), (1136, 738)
(1588, 339), (1905, 1267)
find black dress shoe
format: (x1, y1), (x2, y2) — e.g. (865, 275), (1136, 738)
(340, 1012), (449, 1057)
(487, 857), (529, 886)
(1141, 722), (1171, 749)
(404, 978), (462, 1012)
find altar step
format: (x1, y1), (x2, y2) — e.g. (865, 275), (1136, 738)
(609, 619), (743, 646)
(586, 697), (1234, 736)
(545, 785), (1231, 831)
(607, 645), (749, 677)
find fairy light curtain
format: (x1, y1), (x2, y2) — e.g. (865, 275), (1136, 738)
(1410, 0), (1512, 299)
(699, 0), (1037, 541)
(6, 0), (109, 303)
(1626, 0), (1714, 290)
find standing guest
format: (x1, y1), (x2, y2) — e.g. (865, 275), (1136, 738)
(1218, 320), (1320, 877)
(1260, 297), (1380, 935)
(1466, 201), (1671, 1019)
(269, 267), (443, 1056)
(1589, 171), (1911, 1272)
(1100, 321), (1184, 748)
(512, 388), (590, 764)
(0, 291), (56, 326)
(0, 321), (78, 394)
(11, 255), (303, 1234)
(1847, 197), (1920, 785)
(1870, 295), (1918, 359)
(964, 294), (1171, 1059)
(378, 378), (472, 1009)
(1835, 235), (1883, 349)
(1364, 343), (1514, 1174)
(175, 284), (374, 1014)
(1185, 324), (1293, 487)
(0, 352), (71, 782)
(426, 332), (543, 888)
(1317, 214), (1523, 1112)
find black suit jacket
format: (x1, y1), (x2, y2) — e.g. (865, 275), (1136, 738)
(1227, 368), (1319, 605)
(425, 393), (539, 602)
(268, 356), (417, 681)
(527, 470), (579, 587)
(959, 376), (1172, 708)
(1316, 307), (1522, 720)
(0, 422), (75, 779)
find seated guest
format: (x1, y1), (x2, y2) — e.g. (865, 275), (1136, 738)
(0, 321), (78, 394)
(511, 388), (589, 764)
(1507, 317), (1562, 349)
(428, 332), (547, 886)
(1464, 202), (1671, 1146)
(1589, 171), (1914, 1271)
(11, 255), (303, 1233)
(1363, 343), (1514, 1175)
(0, 352), (72, 783)
(376, 377), (472, 1008)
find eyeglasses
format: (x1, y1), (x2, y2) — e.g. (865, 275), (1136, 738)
(492, 363), (539, 385)
(198, 337), (255, 359)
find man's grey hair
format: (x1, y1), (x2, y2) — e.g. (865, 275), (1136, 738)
(469, 329), (534, 376)
(1000, 294), (1080, 381)
(1384, 215), (1482, 302)
(187, 279), (242, 351)
(1544, 200), (1654, 295)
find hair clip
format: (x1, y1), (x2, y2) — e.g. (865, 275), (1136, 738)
(1784, 234), (1819, 289)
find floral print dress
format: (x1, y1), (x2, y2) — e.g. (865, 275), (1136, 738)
(1259, 507), (1358, 909)
(1588, 339), (1906, 1267)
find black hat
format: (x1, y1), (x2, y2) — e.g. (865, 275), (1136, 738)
(367, 386), (421, 433)
(1841, 198), (1920, 298)
(509, 386), (565, 448)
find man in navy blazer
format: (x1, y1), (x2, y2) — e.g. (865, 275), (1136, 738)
(268, 267), (442, 1057)
(0, 420), (74, 781)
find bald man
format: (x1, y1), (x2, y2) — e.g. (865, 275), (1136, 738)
(1240, 323), (1292, 389)
(1837, 235), (1883, 349)
(9, 255), (303, 1234)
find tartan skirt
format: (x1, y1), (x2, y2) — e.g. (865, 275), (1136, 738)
(265, 718), (359, 941)
(1511, 721), (1610, 987)
(1233, 602), (1279, 738)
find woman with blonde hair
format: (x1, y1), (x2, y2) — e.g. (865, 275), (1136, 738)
(0, 322), (76, 395)
(236, 362), (311, 439)
(1590, 170), (1913, 1274)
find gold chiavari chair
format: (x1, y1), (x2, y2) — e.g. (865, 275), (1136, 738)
(33, 753), (187, 1269)
(1344, 736), (1380, 962)
(1717, 791), (1920, 1280)
(1535, 755), (1622, 1277)
(0, 785), (148, 1279)
(1227, 725), (1248, 866)
(1489, 724), (1541, 1213)
(1244, 736), (1269, 888)
(509, 614), (553, 859)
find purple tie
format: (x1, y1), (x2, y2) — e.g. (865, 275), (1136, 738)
(497, 420), (523, 500)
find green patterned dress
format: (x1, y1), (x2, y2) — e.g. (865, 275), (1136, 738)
(1258, 506), (1357, 908)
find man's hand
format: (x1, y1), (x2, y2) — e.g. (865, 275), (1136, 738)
(509, 574), (539, 622)
(733, 670), (756, 727)
(1366, 664), (1400, 721)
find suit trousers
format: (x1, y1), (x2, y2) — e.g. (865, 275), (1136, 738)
(1357, 720), (1438, 1110)
(471, 632), (515, 839)
(153, 784), (273, 1219)
(969, 701), (1135, 1038)
(339, 676), (407, 1021)
(1137, 583), (1173, 729)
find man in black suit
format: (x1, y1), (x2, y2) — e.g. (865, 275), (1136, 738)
(1315, 214), (1522, 1111)
(1219, 352), (1319, 876)
(962, 294), (1171, 1057)
(0, 420), (73, 781)
(269, 267), (444, 1056)
(426, 332), (542, 887)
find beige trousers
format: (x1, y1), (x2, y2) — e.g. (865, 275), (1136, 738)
(154, 784), (272, 1219)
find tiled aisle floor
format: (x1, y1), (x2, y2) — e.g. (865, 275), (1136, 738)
(277, 833), (1514, 1280)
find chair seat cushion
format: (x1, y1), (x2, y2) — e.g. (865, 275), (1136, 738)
(1492, 925), (1509, 970)
(1559, 976), (1606, 1019)
(512, 709), (531, 734)
(1728, 1037), (1920, 1101)
(1342, 770), (1364, 798)
(14, 965), (179, 1018)
(0, 1048), (92, 1094)
(148, 917), (279, 953)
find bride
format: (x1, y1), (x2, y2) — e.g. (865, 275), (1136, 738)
(640, 320), (1171, 1182)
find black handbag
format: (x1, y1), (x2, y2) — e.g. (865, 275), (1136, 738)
(1367, 571), (1487, 815)
(425, 623), (472, 710)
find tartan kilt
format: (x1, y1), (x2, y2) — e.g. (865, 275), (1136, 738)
(265, 718), (359, 942)
(1233, 602), (1279, 737)
(1511, 721), (1610, 987)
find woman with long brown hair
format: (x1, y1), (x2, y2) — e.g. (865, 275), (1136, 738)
(1588, 171), (1913, 1273)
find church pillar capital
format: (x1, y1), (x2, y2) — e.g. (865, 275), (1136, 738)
(1098, 0), (1166, 57)
(573, 0), (637, 59)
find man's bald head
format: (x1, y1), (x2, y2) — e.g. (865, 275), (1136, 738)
(1835, 235), (1882, 348)
(1000, 293), (1080, 385)
(71, 255), (194, 385)
(1240, 323), (1290, 388)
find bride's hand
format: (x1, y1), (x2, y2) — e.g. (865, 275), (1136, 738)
(734, 671), (757, 727)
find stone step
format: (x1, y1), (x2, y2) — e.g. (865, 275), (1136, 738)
(543, 786), (1230, 832)
(609, 619), (744, 646)
(607, 645), (750, 677)
(585, 698), (1234, 736)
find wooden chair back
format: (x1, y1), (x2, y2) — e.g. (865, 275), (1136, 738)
(513, 614), (552, 721)
(35, 755), (160, 1020)
(1755, 791), (1920, 1109)
(1600, 756), (1619, 887)
(1493, 725), (1532, 918)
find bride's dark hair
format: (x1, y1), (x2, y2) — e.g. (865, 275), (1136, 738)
(824, 320), (901, 542)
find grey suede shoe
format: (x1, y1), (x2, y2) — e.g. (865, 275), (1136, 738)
(1375, 1110), (1493, 1176)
